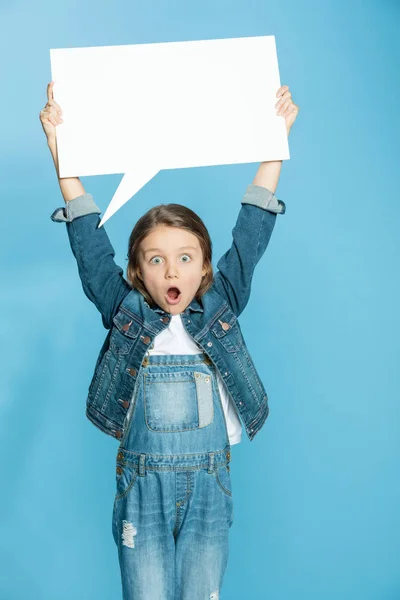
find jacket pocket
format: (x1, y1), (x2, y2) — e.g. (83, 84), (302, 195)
(210, 311), (243, 353)
(110, 311), (141, 355)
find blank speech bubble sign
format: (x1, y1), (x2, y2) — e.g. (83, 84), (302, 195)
(50, 35), (289, 227)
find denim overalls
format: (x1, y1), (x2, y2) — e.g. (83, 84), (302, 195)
(112, 350), (234, 600)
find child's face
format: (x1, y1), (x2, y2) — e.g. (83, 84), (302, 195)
(137, 225), (207, 315)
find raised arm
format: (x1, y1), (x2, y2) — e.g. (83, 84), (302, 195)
(50, 191), (131, 329)
(212, 83), (299, 316)
(41, 83), (131, 328)
(212, 162), (286, 317)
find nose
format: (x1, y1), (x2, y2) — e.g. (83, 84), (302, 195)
(165, 261), (179, 279)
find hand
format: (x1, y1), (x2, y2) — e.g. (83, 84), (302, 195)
(39, 81), (64, 145)
(275, 85), (299, 136)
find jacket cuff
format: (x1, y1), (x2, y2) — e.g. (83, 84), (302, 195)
(50, 193), (102, 222)
(241, 184), (286, 214)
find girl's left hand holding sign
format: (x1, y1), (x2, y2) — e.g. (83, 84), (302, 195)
(275, 85), (299, 136)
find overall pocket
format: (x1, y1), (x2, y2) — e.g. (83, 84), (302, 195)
(215, 464), (233, 497)
(144, 370), (214, 432)
(115, 459), (139, 500)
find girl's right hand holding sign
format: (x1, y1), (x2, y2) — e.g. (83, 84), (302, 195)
(39, 81), (85, 202)
(39, 81), (63, 147)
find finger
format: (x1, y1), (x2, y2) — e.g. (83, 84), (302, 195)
(276, 84), (289, 97)
(48, 98), (63, 115)
(42, 107), (59, 126)
(52, 113), (61, 126)
(284, 103), (298, 118)
(281, 103), (293, 118)
(39, 108), (50, 121)
(275, 90), (291, 109)
(278, 98), (292, 115)
(47, 81), (54, 103)
(46, 106), (59, 121)
(276, 97), (291, 115)
(50, 106), (62, 123)
(46, 111), (57, 126)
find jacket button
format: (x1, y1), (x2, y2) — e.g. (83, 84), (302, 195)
(128, 368), (137, 377)
(207, 342), (212, 347)
(122, 400), (130, 409)
(227, 451), (231, 461)
(114, 430), (123, 439)
(117, 452), (123, 460)
(142, 357), (149, 367)
(116, 466), (123, 475)
(142, 336), (151, 344)
(122, 320), (132, 331)
(161, 316), (169, 324)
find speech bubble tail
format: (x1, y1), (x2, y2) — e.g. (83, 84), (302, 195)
(98, 167), (160, 227)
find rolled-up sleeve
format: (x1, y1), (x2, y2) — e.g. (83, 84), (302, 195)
(241, 184), (286, 214)
(50, 193), (101, 222)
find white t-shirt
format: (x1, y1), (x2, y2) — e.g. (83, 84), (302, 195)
(147, 314), (242, 445)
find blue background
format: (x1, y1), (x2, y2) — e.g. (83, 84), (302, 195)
(1, 1), (399, 598)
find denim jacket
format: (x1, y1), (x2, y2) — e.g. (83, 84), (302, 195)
(51, 184), (285, 442)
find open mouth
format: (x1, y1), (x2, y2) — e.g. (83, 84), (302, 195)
(165, 286), (182, 304)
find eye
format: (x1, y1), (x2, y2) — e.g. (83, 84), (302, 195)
(180, 254), (192, 262)
(149, 256), (162, 264)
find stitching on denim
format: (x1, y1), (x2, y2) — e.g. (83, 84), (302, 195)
(100, 353), (123, 413)
(248, 399), (269, 431)
(215, 467), (232, 497)
(85, 406), (121, 433)
(194, 302), (229, 340)
(173, 504), (181, 537)
(88, 349), (111, 406)
(69, 218), (101, 316)
(241, 344), (268, 404)
(110, 329), (135, 355)
(255, 206), (265, 271)
(211, 327), (243, 353)
(178, 472), (193, 506)
(119, 446), (229, 458)
(115, 467), (139, 500)
(232, 351), (260, 407)
(144, 373), (212, 433)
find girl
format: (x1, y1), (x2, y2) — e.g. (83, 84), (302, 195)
(40, 80), (299, 600)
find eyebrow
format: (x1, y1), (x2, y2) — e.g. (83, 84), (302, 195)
(143, 245), (199, 256)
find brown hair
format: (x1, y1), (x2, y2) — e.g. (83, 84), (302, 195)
(126, 203), (214, 307)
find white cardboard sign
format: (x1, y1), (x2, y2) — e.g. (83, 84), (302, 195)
(50, 35), (289, 226)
